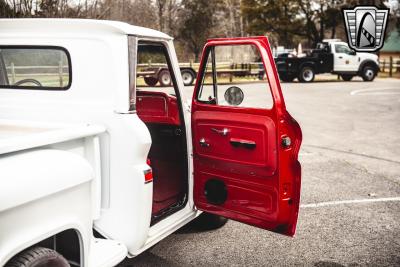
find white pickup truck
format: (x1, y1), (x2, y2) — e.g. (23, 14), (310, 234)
(275, 39), (380, 82)
(0, 19), (302, 267)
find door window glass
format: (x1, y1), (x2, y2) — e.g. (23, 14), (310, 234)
(198, 52), (216, 104)
(335, 44), (353, 55)
(136, 42), (177, 96)
(196, 44), (273, 109)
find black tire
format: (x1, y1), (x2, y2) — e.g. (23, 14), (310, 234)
(144, 76), (158, 86)
(189, 212), (228, 231)
(6, 247), (70, 267)
(279, 73), (295, 82)
(181, 69), (196, 86)
(298, 66), (315, 83)
(158, 69), (172, 86)
(341, 74), (353, 81)
(361, 66), (376, 82)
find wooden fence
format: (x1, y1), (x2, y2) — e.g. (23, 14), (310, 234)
(379, 57), (400, 77)
(7, 57), (399, 86)
(6, 63), (68, 87)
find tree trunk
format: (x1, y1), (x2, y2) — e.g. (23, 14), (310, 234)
(319, 2), (324, 42)
(194, 46), (201, 62)
(157, 0), (166, 32)
(331, 23), (336, 39)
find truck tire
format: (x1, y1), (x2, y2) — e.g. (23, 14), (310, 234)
(189, 212), (228, 231)
(144, 76), (158, 86)
(341, 74), (353, 81)
(279, 73), (295, 82)
(298, 66), (315, 82)
(361, 66), (376, 82)
(158, 69), (172, 86)
(181, 69), (196, 86)
(6, 247), (70, 267)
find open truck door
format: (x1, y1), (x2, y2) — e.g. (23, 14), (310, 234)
(191, 37), (302, 236)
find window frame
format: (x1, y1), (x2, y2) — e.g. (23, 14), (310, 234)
(197, 46), (218, 104)
(195, 43), (273, 110)
(0, 45), (72, 91)
(128, 37), (138, 112)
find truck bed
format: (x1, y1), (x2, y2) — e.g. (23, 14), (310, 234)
(275, 52), (333, 75)
(0, 120), (105, 155)
(0, 124), (50, 139)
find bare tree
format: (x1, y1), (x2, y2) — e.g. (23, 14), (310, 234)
(156, 0), (167, 32)
(178, 0), (221, 60)
(166, 0), (180, 35)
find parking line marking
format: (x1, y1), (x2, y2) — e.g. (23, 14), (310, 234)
(303, 144), (400, 164)
(300, 197), (400, 208)
(350, 88), (400, 96)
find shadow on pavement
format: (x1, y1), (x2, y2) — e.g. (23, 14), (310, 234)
(117, 250), (178, 267)
(314, 261), (361, 267)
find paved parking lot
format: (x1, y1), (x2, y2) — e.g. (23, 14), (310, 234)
(122, 77), (400, 266)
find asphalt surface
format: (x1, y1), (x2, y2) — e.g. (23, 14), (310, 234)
(121, 77), (400, 266)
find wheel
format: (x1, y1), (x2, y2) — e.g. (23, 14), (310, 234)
(181, 69), (195, 86)
(144, 76), (158, 86)
(6, 246), (70, 267)
(158, 69), (172, 86)
(298, 66), (315, 82)
(189, 212), (228, 231)
(361, 66), (376, 81)
(279, 73), (295, 82)
(341, 74), (353, 81)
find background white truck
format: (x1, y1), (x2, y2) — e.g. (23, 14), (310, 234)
(275, 39), (380, 82)
(0, 19), (302, 267)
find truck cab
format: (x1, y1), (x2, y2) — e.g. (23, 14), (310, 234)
(323, 39), (379, 81)
(0, 19), (302, 267)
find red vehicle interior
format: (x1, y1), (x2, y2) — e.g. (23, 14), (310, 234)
(136, 90), (187, 224)
(136, 91), (180, 126)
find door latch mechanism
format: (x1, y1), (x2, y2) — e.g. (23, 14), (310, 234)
(211, 127), (229, 136)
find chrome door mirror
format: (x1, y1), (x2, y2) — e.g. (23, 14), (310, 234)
(224, 86), (244, 106)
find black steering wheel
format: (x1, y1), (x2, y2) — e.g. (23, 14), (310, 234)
(14, 79), (43, 87)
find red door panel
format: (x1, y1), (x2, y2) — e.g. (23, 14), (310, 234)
(194, 165), (278, 216)
(191, 37), (302, 236)
(193, 110), (277, 172)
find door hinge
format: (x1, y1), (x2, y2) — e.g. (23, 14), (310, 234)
(186, 104), (191, 112)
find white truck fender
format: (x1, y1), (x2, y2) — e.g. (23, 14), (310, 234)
(0, 149), (94, 212)
(0, 149), (95, 266)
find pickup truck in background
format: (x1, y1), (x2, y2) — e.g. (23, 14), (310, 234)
(275, 39), (380, 82)
(0, 19), (302, 267)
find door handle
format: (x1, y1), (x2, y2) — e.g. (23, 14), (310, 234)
(199, 138), (210, 147)
(211, 127), (230, 136)
(338, 56), (343, 59)
(230, 138), (256, 149)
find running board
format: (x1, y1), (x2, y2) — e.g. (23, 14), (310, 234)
(89, 238), (127, 267)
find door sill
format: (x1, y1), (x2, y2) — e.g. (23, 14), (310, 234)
(89, 238), (127, 267)
(150, 194), (187, 226)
